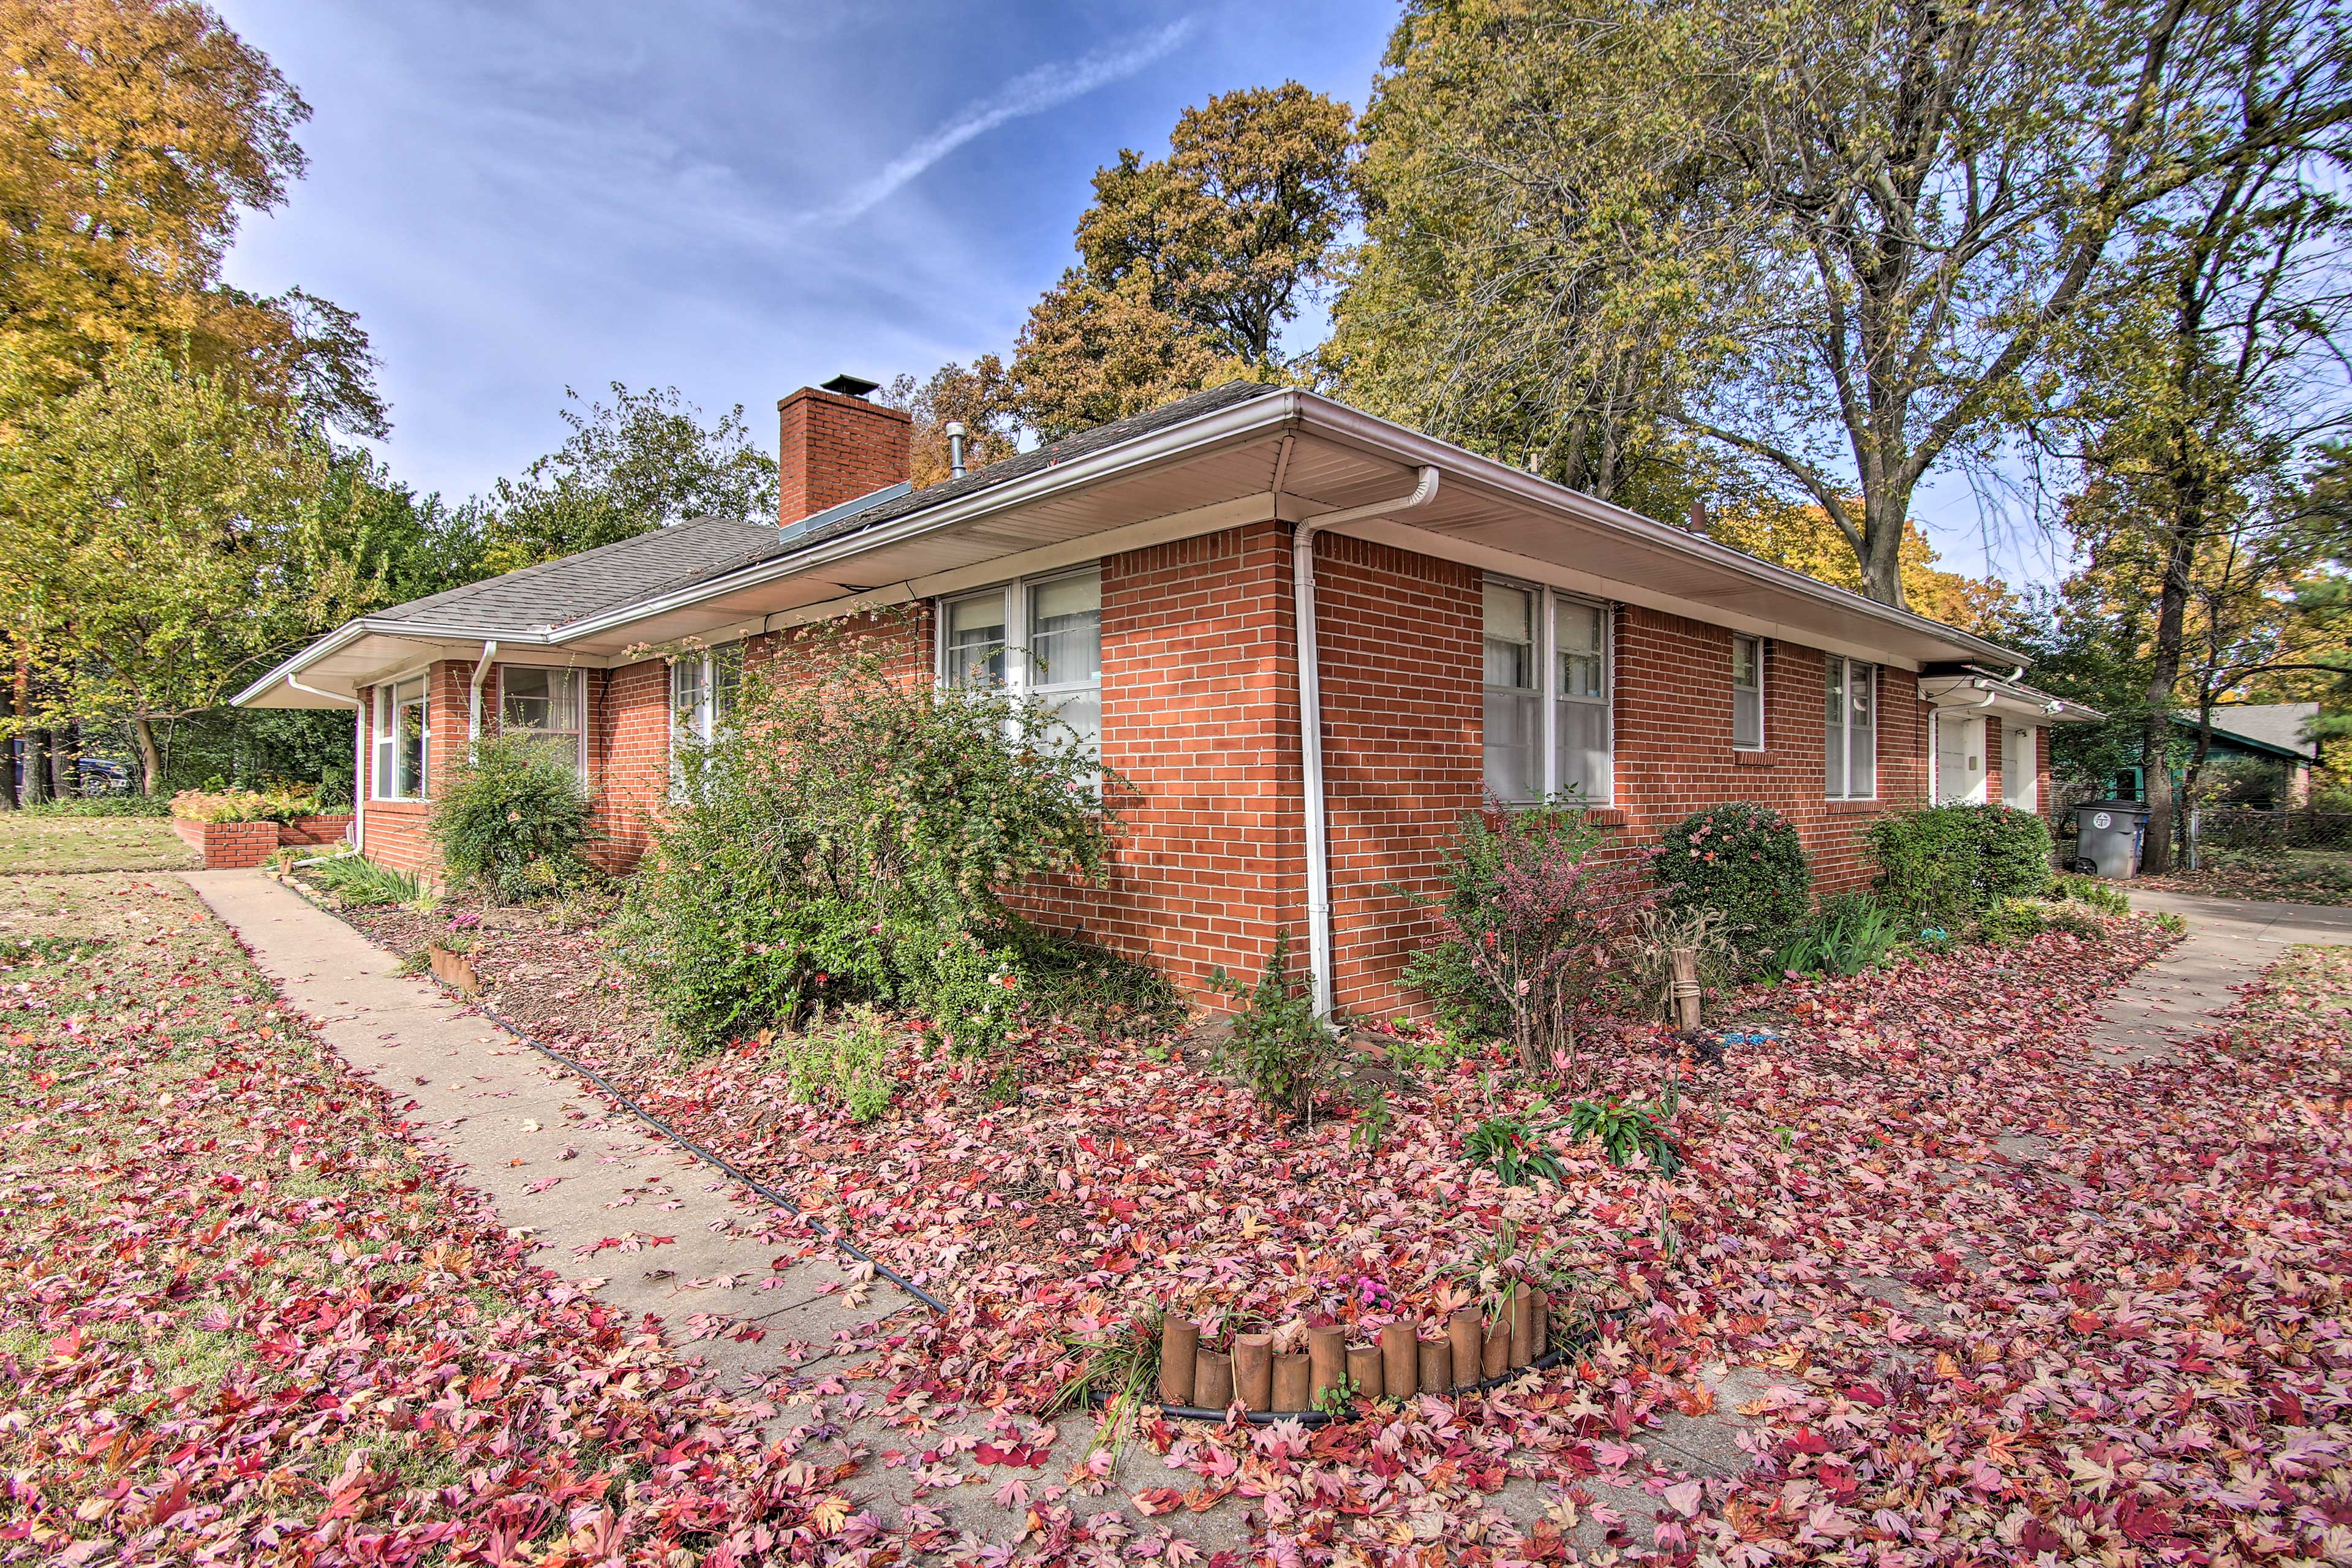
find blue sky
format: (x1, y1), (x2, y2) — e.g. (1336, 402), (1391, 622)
(214, 0), (2056, 585)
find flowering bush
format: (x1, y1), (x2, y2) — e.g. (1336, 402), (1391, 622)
(614, 626), (1126, 1057)
(1649, 802), (1811, 970)
(1409, 800), (1653, 1075)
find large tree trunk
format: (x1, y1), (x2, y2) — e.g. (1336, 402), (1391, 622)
(24, 729), (49, 806)
(132, 715), (165, 797)
(1858, 490), (1910, 609)
(0, 674), (15, 812)
(2137, 494), (2201, 875)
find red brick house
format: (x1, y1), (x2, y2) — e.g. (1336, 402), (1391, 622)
(236, 377), (2097, 1016)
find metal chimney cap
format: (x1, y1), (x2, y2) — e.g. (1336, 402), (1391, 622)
(820, 373), (881, 398)
(943, 420), (967, 436)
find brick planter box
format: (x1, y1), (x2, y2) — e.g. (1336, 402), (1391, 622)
(173, 819), (282, 869)
(172, 813), (355, 869)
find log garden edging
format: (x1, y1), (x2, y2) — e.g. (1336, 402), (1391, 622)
(1129, 1280), (1588, 1426)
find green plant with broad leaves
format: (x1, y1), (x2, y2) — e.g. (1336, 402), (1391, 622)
(1208, 928), (1341, 1123)
(1567, 1090), (1681, 1175)
(1464, 1112), (1567, 1186)
(1348, 1081), (1393, 1154)
(1313, 1375), (1362, 1420)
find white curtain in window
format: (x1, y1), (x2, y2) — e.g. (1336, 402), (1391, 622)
(1027, 573), (1102, 755)
(1732, 636), (1763, 750)
(1482, 582), (1539, 802)
(1553, 598), (1610, 804)
(943, 592), (1008, 688)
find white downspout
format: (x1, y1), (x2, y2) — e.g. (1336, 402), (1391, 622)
(1292, 466), (1442, 1018)
(468, 641), (499, 742)
(284, 674), (361, 850)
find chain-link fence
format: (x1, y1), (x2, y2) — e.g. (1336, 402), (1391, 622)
(2191, 808), (2352, 856)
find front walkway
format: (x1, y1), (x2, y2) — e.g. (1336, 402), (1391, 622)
(180, 870), (921, 1389)
(2091, 887), (2352, 1065)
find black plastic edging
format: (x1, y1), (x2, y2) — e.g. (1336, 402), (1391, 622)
(1096, 1332), (1594, 1427)
(268, 873), (950, 1316)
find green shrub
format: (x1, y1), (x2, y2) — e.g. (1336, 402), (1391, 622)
(1464, 1112), (1567, 1186)
(1208, 928), (1340, 1122)
(776, 1008), (899, 1123)
(428, 733), (597, 902)
(1772, 892), (1901, 977)
(1869, 804), (2053, 924)
(1567, 1092), (1682, 1175)
(1016, 932), (1187, 1043)
(2051, 874), (2129, 915)
(2045, 903), (2109, 941)
(612, 633), (1122, 1058)
(1648, 802), (1811, 967)
(1401, 809), (1604, 1040)
(20, 794), (167, 818)
(1977, 897), (2049, 945)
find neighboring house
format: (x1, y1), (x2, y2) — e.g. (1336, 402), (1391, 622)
(2173, 703), (2322, 807)
(237, 377), (2101, 1017)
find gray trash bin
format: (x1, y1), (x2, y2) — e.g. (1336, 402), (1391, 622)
(2072, 801), (2150, 880)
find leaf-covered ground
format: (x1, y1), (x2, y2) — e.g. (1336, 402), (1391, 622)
(2137, 850), (2352, 907)
(54, 863), (2352, 1563)
(0, 874), (905, 1566)
(451, 895), (2352, 1563)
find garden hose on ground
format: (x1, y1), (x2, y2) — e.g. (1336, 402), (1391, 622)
(268, 872), (950, 1316)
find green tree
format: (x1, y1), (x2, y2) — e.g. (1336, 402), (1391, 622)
(1334, 0), (2352, 609)
(4, 346), (355, 790)
(1330, 0), (1746, 519)
(473, 383), (778, 573)
(2030, 1), (2352, 869)
(1006, 83), (1355, 439)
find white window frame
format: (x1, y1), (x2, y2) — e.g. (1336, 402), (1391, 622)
(1482, 575), (1615, 807)
(2003, 723), (2039, 812)
(498, 665), (589, 779)
(935, 565), (1103, 758)
(668, 643), (744, 798)
(1732, 635), (1765, 752)
(371, 669), (431, 802)
(1825, 655), (1878, 801)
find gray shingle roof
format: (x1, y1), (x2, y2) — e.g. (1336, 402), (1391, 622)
(364, 380), (1287, 637)
(371, 515), (784, 633)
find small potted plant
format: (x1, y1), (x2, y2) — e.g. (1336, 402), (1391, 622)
(428, 913), (481, 995)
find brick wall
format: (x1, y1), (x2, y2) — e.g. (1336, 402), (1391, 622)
(1613, 605), (1928, 896)
(1313, 533), (1483, 1016)
(587, 658), (669, 873)
(778, 388), (911, 523)
(172, 818), (281, 868)
(1014, 522), (1303, 1000)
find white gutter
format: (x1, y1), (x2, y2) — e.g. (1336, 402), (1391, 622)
(467, 641), (499, 741)
(1293, 466), (1442, 1018)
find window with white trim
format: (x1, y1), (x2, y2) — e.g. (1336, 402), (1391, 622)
(938, 567), (1102, 758)
(669, 644), (742, 795)
(372, 675), (429, 801)
(1732, 635), (1764, 751)
(1824, 656), (1876, 799)
(1482, 578), (1613, 805)
(500, 666), (586, 775)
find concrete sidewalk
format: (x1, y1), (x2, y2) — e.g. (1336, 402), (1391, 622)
(179, 869), (922, 1389)
(2087, 888), (2352, 1065)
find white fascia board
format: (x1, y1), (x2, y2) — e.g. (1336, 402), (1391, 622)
(551, 392), (1303, 644)
(1341, 516), (1931, 674)
(1293, 396), (2032, 671)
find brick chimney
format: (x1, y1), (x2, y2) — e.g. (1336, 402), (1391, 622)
(777, 374), (911, 524)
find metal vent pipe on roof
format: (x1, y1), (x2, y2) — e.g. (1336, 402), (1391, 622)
(946, 420), (967, 480)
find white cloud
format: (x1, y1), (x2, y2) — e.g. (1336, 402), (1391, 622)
(812, 19), (1195, 225)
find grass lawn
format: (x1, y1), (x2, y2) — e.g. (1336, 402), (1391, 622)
(0, 812), (200, 873)
(2138, 846), (2352, 905)
(0, 872), (873, 1565)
